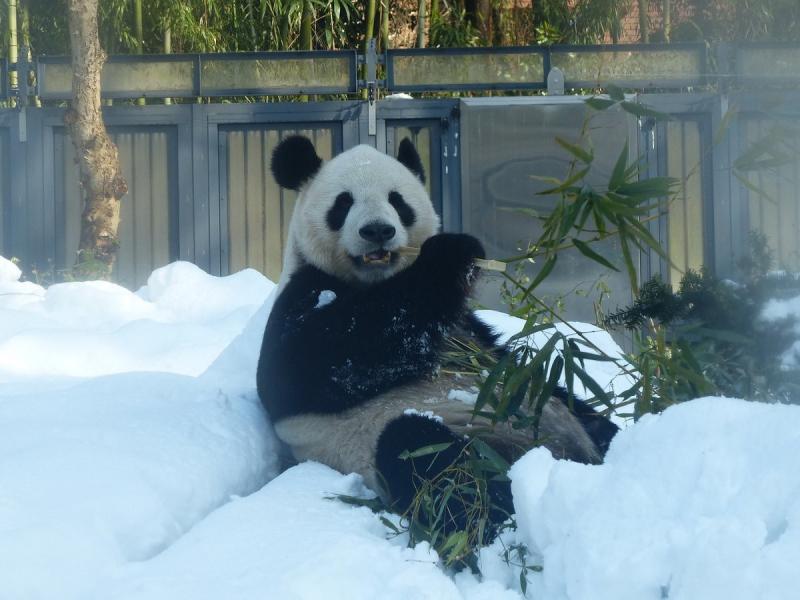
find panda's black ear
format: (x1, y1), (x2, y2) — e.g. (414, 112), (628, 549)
(271, 135), (323, 190)
(397, 138), (426, 184)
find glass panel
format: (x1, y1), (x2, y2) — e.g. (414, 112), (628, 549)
(202, 56), (352, 94)
(391, 52), (544, 89)
(226, 127), (335, 281)
(743, 119), (800, 271)
(666, 120), (704, 284)
(460, 98), (633, 322)
(551, 48), (702, 86)
(737, 47), (800, 80)
(41, 60), (195, 99)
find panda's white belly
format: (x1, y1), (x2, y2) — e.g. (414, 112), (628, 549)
(273, 376), (477, 495)
(273, 374), (602, 496)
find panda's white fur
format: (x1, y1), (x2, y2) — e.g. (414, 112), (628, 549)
(278, 144), (440, 292)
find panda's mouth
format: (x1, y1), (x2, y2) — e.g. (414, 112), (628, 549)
(353, 249), (396, 267)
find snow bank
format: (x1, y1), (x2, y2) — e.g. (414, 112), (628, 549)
(102, 464), (473, 600)
(762, 292), (800, 368)
(510, 396), (800, 600)
(0, 259), (280, 600)
(3, 257), (799, 600)
(0, 261), (274, 380)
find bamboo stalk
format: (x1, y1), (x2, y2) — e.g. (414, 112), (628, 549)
(398, 246), (507, 272)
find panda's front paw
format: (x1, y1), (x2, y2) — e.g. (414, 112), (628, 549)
(418, 233), (486, 277)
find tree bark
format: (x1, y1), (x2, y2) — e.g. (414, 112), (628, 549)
(66, 0), (127, 278)
(416, 0), (426, 47)
(8, 0), (18, 90)
(638, 0), (649, 42)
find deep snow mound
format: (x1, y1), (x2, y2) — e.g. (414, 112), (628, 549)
(510, 396), (800, 600)
(0, 260), (274, 380)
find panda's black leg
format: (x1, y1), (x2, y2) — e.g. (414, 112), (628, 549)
(376, 414), (466, 513)
(376, 414), (514, 541)
(552, 389), (620, 456)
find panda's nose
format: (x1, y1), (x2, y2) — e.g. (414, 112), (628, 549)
(359, 221), (396, 244)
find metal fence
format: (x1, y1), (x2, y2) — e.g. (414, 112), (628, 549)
(0, 45), (798, 314)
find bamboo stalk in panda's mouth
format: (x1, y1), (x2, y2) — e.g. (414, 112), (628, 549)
(397, 246), (507, 272)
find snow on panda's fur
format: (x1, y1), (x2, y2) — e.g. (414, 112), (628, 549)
(257, 135), (618, 523)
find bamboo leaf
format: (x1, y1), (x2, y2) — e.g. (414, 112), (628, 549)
(585, 96), (617, 111)
(536, 166), (591, 195)
(555, 137), (594, 164)
(572, 362), (613, 408)
(572, 238), (620, 271)
(607, 84), (625, 101)
(609, 141), (629, 190)
(398, 441), (453, 460)
(524, 255), (558, 295)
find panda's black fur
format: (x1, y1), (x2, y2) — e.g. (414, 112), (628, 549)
(257, 135), (618, 532)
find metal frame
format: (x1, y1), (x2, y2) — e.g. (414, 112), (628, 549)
(21, 42), (800, 105)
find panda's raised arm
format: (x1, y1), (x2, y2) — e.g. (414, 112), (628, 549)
(257, 233), (485, 419)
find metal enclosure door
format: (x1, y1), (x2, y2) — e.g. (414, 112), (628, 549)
(375, 100), (461, 232)
(458, 96), (637, 321)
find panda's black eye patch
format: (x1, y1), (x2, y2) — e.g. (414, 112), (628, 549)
(388, 191), (416, 227)
(326, 192), (354, 231)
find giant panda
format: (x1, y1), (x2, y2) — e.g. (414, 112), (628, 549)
(256, 135), (618, 530)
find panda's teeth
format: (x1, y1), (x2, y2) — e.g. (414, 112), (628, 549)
(363, 251), (391, 265)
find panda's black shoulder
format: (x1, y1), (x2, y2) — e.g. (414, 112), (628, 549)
(462, 312), (503, 349)
(271, 265), (346, 316)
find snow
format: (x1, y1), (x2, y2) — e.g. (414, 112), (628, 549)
(476, 309), (635, 424)
(509, 397), (800, 600)
(315, 289), (337, 308)
(762, 291), (800, 368)
(1, 258), (799, 599)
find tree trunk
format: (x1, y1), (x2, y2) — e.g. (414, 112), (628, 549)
(8, 0), (18, 91)
(429, 0), (438, 45)
(638, 0), (649, 42)
(663, 0), (671, 42)
(134, 0), (145, 105)
(301, 0), (313, 50)
(416, 0), (426, 47)
(66, 0), (128, 278)
(476, 0), (492, 43)
(163, 23), (172, 105)
(380, 0), (389, 51)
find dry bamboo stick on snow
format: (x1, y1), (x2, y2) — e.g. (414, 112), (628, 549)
(398, 246), (507, 272)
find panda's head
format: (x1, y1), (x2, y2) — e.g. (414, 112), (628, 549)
(272, 136), (440, 285)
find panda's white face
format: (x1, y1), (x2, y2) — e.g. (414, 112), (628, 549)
(280, 142), (440, 285)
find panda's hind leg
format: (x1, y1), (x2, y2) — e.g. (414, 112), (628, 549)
(376, 414), (513, 539)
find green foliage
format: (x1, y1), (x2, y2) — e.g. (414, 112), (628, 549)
(429, 9), (481, 48)
(334, 436), (517, 574)
(606, 234), (800, 408)
(531, 0), (630, 44)
(400, 438), (513, 572)
(505, 93), (677, 303)
(670, 0), (800, 43)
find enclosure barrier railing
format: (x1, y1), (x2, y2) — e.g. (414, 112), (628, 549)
(3, 42), (800, 103)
